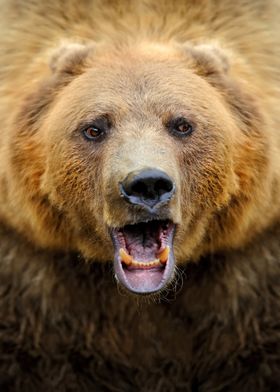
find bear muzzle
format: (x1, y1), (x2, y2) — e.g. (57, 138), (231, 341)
(104, 148), (180, 294)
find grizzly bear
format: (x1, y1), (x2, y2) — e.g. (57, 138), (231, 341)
(0, 0), (279, 390)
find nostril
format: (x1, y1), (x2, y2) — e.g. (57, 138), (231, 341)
(130, 181), (148, 196)
(155, 179), (173, 196)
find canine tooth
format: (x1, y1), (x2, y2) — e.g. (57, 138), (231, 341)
(119, 248), (133, 266)
(158, 246), (170, 264)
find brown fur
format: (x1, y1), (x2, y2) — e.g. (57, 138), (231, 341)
(0, 0), (280, 390)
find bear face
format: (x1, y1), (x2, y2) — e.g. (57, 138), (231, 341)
(8, 42), (269, 294)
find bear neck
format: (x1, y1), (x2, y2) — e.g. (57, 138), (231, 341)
(0, 220), (279, 321)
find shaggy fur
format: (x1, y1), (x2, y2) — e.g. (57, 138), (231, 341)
(0, 0), (280, 390)
(1, 223), (280, 391)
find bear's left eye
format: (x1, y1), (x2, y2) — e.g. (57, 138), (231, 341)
(168, 117), (194, 138)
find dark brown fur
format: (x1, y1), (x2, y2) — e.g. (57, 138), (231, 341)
(0, 223), (280, 391)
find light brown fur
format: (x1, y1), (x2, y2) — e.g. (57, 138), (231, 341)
(1, 0), (280, 264)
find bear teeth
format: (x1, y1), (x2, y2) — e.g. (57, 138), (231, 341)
(119, 248), (133, 266)
(119, 247), (169, 267)
(157, 246), (170, 264)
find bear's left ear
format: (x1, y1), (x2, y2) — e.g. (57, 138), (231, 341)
(49, 42), (92, 76)
(182, 43), (230, 77)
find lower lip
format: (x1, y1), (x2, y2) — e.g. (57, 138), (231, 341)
(114, 250), (175, 295)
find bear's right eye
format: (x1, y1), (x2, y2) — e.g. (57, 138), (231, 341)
(81, 116), (111, 142)
(83, 126), (103, 140)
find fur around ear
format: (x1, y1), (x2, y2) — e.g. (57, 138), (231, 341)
(49, 42), (92, 76)
(182, 43), (230, 77)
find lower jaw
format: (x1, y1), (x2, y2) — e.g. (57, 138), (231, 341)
(115, 261), (175, 295)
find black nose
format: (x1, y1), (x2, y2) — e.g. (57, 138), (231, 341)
(120, 169), (175, 210)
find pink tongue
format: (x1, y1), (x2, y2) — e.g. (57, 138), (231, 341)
(123, 224), (160, 262)
(129, 244), (158, 261)
(123, 268), (164, 293)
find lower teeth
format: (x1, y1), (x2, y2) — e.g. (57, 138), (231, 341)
(119, 247), (169, 267)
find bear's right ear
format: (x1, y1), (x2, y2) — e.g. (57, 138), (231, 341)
(182, 43), (230, 78)
(49, 42), (92, 76)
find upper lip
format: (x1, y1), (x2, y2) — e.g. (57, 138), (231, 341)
(110, 213), (174, 230)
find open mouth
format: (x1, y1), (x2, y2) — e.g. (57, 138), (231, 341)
(111, 220), (175, 294)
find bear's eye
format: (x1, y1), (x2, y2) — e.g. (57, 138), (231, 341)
(83, 126), (103, 140)
(81, 116), (111, 142)
(169, 117), (193, 138)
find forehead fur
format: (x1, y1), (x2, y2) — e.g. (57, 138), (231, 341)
(18, 40), (260, 143)
(45, 58), (233, 145)
(49, 40), (229, 82)
(48, 42), (230, 114)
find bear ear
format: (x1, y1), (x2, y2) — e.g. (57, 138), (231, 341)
(183, 43), (230, 77)
(49, 42), (92, 76)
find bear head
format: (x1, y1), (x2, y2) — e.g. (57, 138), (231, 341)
(9, 41), (269, 294)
